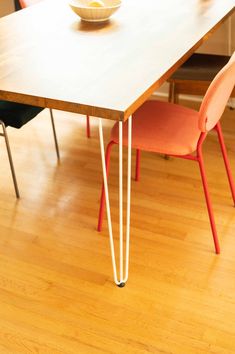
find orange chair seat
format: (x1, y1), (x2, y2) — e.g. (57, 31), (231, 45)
(111, 101), (201, 156)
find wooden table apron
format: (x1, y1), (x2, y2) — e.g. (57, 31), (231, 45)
(0, 0), (234, 285)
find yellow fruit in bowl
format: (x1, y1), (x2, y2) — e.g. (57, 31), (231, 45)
(88, 0), (105, 7)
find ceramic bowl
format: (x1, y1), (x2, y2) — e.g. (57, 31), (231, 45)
(69, 0), (121, 22)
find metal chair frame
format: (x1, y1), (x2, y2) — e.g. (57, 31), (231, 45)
(97, 121), (235, 255)
(0, 108), (60, 198)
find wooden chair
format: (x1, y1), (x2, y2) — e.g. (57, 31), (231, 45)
(168, 53), (235, 104)
(0, 100), (60, 198)
(97, 53), (235, 254)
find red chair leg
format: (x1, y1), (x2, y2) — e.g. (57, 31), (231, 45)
(215, 122), (235, 205)
(198, 152), (220, 254)
(135, 149), (141, 181)
(97, 141), (115, 232)
(86, 115), (91, 138)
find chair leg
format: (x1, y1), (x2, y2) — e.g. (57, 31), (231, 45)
(228, 98), (235, 110)
(198, 152), (220, 254)
(49, 109), (60, 161)
(169, 81), (179, 104)
(174, 93), (179, 104)
(86, 115), (91, 138)
(168, 81), (174, 103)
(0, 121), (20, 198)
(97, 141), (115, 232)
(135, 149), (141, 181)
(173, 84), (179, 104)
(164, 82), (175, 160)
(215, 123), (235, 205)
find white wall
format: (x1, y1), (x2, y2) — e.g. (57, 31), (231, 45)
(199, 14), (235, 55)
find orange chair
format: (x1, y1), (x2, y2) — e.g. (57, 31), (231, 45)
(19, 0), (41, 6)
(19, 0), (91, 138)
(98, 53), (235, 254)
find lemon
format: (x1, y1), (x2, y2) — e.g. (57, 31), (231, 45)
(88, 0), (105, 7)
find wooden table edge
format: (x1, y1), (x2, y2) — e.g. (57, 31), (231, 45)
(0, 6), (234, 122)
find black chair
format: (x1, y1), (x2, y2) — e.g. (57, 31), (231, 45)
(168, 53), (235, 104)
(0, 100), (60, 198)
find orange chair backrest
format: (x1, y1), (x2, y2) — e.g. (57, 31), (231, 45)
(199, 52), (235, 132)
(19, 0), (42, 9)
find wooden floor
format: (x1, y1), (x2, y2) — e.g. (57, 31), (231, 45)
(0, 98), (235, 353)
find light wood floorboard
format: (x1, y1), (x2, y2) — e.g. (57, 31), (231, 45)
(0, 99), (235, 353)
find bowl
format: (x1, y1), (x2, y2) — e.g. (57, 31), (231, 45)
(69, 0), (121, 22)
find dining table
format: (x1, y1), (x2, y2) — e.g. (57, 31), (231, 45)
(0, 0), (234, 286)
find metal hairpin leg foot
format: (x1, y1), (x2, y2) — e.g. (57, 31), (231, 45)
(98, 117), (132, 286)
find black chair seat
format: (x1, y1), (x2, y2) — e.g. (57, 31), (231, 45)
(0, 100), (44, 129)
(170, 53), (230, 82)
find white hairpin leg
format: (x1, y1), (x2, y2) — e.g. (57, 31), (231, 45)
(98, 116), (132, 287)
(228, 16), (235, 109)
